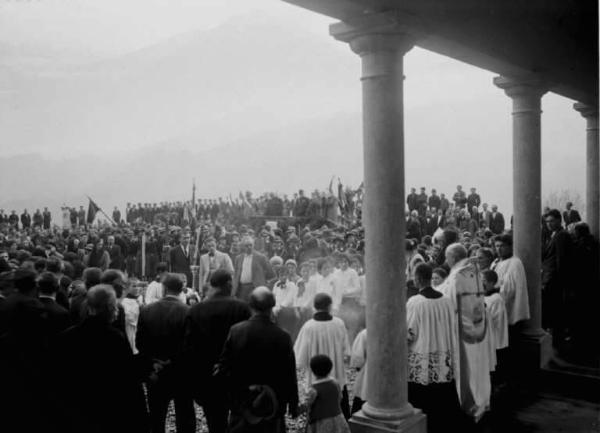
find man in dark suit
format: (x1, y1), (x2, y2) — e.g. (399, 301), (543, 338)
(185, 269), (251, 433)
(232, 236), (274, 302)
(20, 209), (31, 229)
(428, 188), (441, 211)
(107, 235), (124, 270)
(216, 287), (298, 433)
(406, 210), (422, 241)
(112, 206), (121, 224)
(542, 209), (573, 348)
(137, 274), (195, 433)
(489, 204), (505, 234)
(169, 232), (193, 286)
(467, 187), (481, 211)
(51, 285), (148, 433)
(406, 187), (419, 212)
(37, 272), (70, 342)
(562, 202), (581, 227)
(43, 207), (52, 229)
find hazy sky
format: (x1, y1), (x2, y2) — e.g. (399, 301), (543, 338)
(0, 0), (331, 56)
(0, 0), (588, 218)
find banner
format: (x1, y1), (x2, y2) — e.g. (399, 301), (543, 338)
(87, 197), (101, 224)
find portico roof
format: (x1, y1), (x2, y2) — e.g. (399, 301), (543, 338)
(282, 0), (598, 105)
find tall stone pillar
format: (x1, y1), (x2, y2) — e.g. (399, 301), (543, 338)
(574, 103), (600, 240)
(494, 76), (552, 368)
(331, 20), (426, 433)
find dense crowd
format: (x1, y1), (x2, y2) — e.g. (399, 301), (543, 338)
(0, 185), (598, 433)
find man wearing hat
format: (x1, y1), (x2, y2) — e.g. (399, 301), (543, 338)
(216, 287), (299, 432)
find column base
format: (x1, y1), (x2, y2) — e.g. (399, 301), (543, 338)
(517, 329), (553, 369)
(349, 409), (427, 433)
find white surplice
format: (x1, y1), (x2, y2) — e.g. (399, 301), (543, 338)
(406, 291), (457, 385)
(350, 329), (368, 401)
(492, 256), (530, 325)
(294, 315), (350, 387)
(485, 293), (509, 350)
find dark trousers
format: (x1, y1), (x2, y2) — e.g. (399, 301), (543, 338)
(341, 385), (350, 419)
(147, 377), (196, 433)
(408, 381), (465, 433)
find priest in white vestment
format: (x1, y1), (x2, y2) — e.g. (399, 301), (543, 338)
(294, 293), (351, 418)
(350, 329), (368, 414)
(436, 243), (497, 421)
(491, 234), (530, 326)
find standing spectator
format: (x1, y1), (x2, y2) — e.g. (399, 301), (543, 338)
(37, 272), (70, 342)
(417, 187), (428, 217)
(479, 203), (491, 228)
(33, 209), (44, 228)
(20, 209), (31, 229)
(406, 187), (419, 212)
(232, 236), (274, 302)
(440, 194), (450, 213)
(199, 237), (234, 296)
(467, 187), (481, 211)
(216, 287), (299, 432)
(121, 280), (142, 354)
(489, 204), (505, 234)
(113, 206), (122, 224)
(452, 185), (467, 209)
(562, 201), (581, 227)
(84, 240), (110, 271)
(428, 188), (441, 211)
(136, 274), (195, 433)
(107, 235), (124, 270)
(293, 189), (310, 217)
(406, 210), (422, 241)
(542, 209), (573, 349)
(294, 293), (351, 418)
(77, 206), (86, 227)
(8, 210), (19, 228)
(184, 269), (251, 433)
(52, 285), (148, 433)
(168, 232), (193, 287)
(42, 207), (52, 229)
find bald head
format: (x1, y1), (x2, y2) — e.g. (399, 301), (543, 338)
(445, 243), (468, 268)
(86, 284), (118, 323)
(248, 286), (275, 314)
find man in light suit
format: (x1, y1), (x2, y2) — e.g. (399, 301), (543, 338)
(169, 232), (192, 286)
(232, 236), (274, 302)
(199, 237), (234, 296)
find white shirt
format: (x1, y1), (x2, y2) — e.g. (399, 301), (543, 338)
(314, 273), (342, 312)
(144, 281), (163, 305)
(240, 254), (253, 284)
(334, 267), (361, 299)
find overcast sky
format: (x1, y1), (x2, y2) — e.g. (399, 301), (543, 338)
(0, 0), (588, 218)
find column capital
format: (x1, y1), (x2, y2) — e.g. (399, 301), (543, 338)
(573, 102), (599, 120)
(493, 75), (547, 98)
(330, 12), (416, 57)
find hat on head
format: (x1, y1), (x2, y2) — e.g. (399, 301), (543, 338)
(285, 259), (297, 267)
(241, 385), (278, 425)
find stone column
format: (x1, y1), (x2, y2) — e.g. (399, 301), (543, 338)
(574, 103), (600, 240)
(494, 76), (552, 368)
(332, 22), (426, 433)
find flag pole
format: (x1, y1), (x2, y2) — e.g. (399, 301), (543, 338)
(86, 195), (118, 226)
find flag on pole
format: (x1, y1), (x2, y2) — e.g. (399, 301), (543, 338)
(87, 197), (101, 224)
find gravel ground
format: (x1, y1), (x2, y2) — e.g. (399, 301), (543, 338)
(165, 365), (358, 433)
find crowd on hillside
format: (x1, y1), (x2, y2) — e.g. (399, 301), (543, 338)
(0, 185), (598, 433)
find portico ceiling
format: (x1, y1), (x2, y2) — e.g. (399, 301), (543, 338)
(282, 0), (598, 106)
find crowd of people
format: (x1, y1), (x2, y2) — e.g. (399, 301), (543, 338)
(0, 185), (598, 433)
